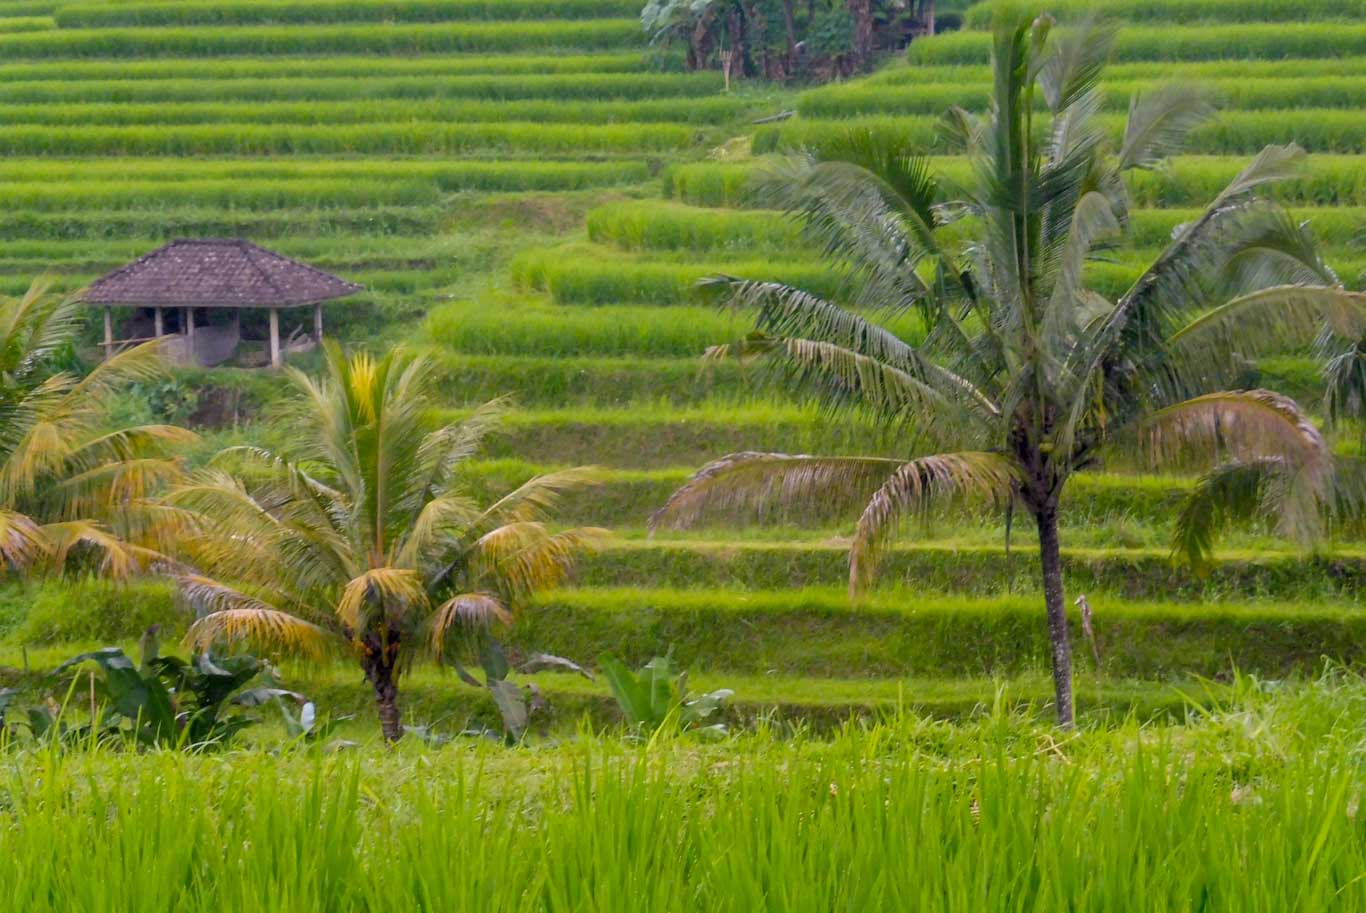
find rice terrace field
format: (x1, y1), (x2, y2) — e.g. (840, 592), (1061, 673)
(0, 0), (1365, 908)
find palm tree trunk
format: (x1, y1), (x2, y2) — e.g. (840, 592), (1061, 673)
(363, 652), (404, 742)
(1034, 505), (1075, 728)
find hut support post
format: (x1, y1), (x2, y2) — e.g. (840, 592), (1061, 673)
(313, 302), (323, 344)
(153, 307), (163, 337)
(102, 306), (113, 361)
(269, 308), (281, 368)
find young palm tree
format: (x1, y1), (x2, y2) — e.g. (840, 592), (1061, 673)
(167, 344), (602, 742)
(0, 278), (191, 576)
(652, 14), (1363, 726)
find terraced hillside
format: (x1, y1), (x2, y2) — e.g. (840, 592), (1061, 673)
(2, 0), (1364, 727)
(427, 0), (1366, 723)
(0, 0), (785, 344)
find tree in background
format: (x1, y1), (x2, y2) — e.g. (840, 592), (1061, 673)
(652, 14), (1363, 726)
(166, 344), (602, 742)
(0, 278), (191, 578)
(643, 0), (934, 81)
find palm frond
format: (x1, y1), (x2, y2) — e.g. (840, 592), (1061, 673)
(1167, 286), (1366, 371)
(1038, 15), (1115, 114)
(429, 592), (511, 659)
(473, 466), (602, 527)
(850, 451), (1020, 594)
(1173, 458), (1280, 573)
(336, 567), (428, 634)
(40, 519), (163, 580)
(467, 522), (607, 605)
(182, 579), (337, 660)
(650, 452), (906, 530)
(1117, 84), (1213, 172)
(1138, 389), (1328, 469)
(0, 509), (50, 570)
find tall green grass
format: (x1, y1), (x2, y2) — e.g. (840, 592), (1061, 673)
(511, 248), (846, 305)
(0, 15), (48, 31)
(0, 51), (660, 82)
(667, 156), (1366, 208)
(0, 95), (748, 127)
(874, 56), (1366, 85)
(589, 200), (1364, 251)
(587, 201), (802, 251)
(0, 71), (723, 104)
(910, 22), (1366, 65)
(965, 0), (1366, 27)
(755, 110), (1366, 155)
(799, 75), (1366, 118)
(1, 697), (1362, 912)
(0, 156), (651, 187)
(0, 19), (644, 59)
(428, 300), (751, 356)
(0, 205), (447, 240)
(524, 584), (1366, 675)
(56, 0), (640, 28)
(0, 121), (701, 156)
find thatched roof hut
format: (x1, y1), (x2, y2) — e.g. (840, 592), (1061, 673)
(84, 239), (363, 367)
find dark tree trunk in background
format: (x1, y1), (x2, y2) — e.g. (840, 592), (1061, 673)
(847, 0), (873, 69)
(688, 8), (717, 71)
(1034, 504), (1075, 728)
(725, 6), (747, 82)
(780, 0), (797, 70)
(363, 637), (404, 742)
(919, 0), (935, 35)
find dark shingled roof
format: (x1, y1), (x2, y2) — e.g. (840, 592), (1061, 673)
(83, 238), (364, 308)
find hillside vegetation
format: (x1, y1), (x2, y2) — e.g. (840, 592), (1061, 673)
(0, 0), (1362, 729)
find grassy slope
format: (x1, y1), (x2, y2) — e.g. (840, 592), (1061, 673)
(4, 0), (1364, 725)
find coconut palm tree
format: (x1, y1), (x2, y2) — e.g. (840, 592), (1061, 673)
(0, 278), (191, 577)
(651, 13), (1363, 727)
(166, 344), (602, 742)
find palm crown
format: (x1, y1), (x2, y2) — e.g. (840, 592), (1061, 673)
(653, 13), (1361, 725)
(168, 343), (601, 741)
(0, 278), (191, 577)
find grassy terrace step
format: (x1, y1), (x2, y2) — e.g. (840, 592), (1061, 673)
(586, 201), (1365, 252)
(908, 23), (1366, 65)
(0, 72), (725, 104)
(0, 96), (753, 127)
(664, 156), (1366, 208)
(511, 247), (845, 305)
(753, 111), (1366, 156)
(56, 0), (642, 28)
(964, 0), (1366, 27)
(510, 243), (1364, 308)
(0, 641), (1203, 728)
(433, 354), (749, 406)
(0, 174), (647, 213)
(0, 157), (664, 184)
(0, 205), (457, 240)
(799, 76), (1366, 117)
(874, 57), (1366, 84)
(513, 587), (1365, 680)
(297, 670), (1211, 730)
(570, 541), (1366, 600)
(0, 15), (47, 32)
(457, 460), (1197, 526)
(0, 52), (665, 82)
(0, 20), (646, 59)
(0, 122), (706, 156)
(440, 404), (901, 467)
(427, 301), (750, 358)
